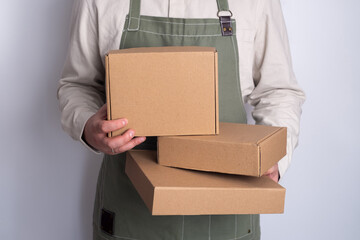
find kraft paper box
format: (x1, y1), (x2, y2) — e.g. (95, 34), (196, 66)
(125, 150), (286, 215)
(158, 122), (287, 177)
(105, 46), (219, 137)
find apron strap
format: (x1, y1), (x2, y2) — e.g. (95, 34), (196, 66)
(216, 0), (230, 12)
(127, 0), (141, 31)
(127, 0), (232, 36)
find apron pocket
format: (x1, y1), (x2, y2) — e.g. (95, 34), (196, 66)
(96, 154), (184, 240)
(208, 215), (255, 240)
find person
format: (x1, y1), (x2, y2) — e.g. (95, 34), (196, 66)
(58, 0), (305, 239)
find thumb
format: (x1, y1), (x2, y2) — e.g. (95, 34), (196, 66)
(97, 104), (108, 119)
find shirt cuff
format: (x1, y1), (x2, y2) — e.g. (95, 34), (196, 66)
(78, 111), (102, 155)
(277, 155), (289, 182)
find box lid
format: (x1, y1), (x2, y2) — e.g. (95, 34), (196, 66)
(162, 123), (284, 144)
(108, 46), (217, 55)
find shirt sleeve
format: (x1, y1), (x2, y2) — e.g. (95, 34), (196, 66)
(247, 0), (306, 179)
(57, 0), (104, 153)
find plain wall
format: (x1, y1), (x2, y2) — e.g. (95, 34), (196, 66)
(1, 0), (359, 239)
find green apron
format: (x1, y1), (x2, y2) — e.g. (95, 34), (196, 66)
(93, 0), (260, 239)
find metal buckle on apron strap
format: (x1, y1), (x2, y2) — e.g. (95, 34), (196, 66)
(217, 10), (233, 36)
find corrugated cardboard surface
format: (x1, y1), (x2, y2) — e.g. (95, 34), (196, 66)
(125, 150), (286, 215)
(158, 122), (287, 177)
(106, 46), (219, 137)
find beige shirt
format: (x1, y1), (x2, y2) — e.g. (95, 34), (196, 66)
(58, 0), (305, 178)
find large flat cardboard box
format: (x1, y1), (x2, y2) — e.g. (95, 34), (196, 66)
(105, 46), (219, 137)
(125, 150), (286, 215)
(158, 122), (287, 177)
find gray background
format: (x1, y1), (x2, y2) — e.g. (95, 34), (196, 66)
(1, 0), (359, 239)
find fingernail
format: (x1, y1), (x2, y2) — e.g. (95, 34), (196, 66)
(129, 131), (134, 138)
(121, 120), (126, 126)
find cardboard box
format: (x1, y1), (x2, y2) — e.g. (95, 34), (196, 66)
(158, 122), (287, 177)
(125, 150), (285, 215)
(105, 46), (219, 137)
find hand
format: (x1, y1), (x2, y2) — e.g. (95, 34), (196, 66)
(83, 104), (146, 155)
(264, 163), (279, 183)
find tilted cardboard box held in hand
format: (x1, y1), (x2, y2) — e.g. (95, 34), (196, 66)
(125, 150), (286, 215)
(105, 46), (219, 137)
(158, 122), (287, 177)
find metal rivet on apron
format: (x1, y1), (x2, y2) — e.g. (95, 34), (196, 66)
(223, 27), (233, 33)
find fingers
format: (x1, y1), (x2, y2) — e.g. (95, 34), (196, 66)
(103, 129), (146, 155)
(84, 104), (146, 154)
(264, 164), (279, 183)
(97, 118), (128, 134)
(267, 171), (278, 183)
(264, 172), (277, 182)
(112, 136), (146, 154)
(264, 165), (277, 176)
(106, 129), (135, 149)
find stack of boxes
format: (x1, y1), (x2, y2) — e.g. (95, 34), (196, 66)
(106, 46), (287, 216)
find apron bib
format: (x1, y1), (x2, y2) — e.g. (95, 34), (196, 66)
(93, 0), (260, 239)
